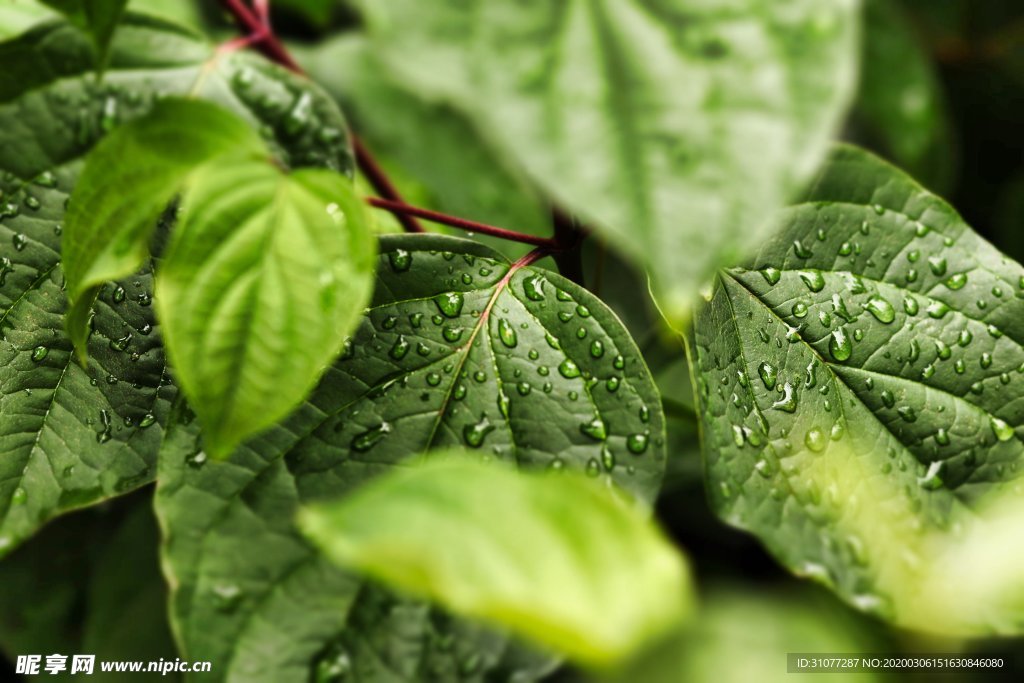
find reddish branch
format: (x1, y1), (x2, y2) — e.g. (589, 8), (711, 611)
(368, 198), (557, 247)
(218, 0), (589, 263)
(219, 0), (423, 232)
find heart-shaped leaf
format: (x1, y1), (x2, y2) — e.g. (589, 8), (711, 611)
(155, 235), (666, 680)
(354, 0), (861, 321)
(318, 234), (666, 501)
(690, 145), (1024, 634)
(62, 98), (266, 357)
(156, 159), (376, 459)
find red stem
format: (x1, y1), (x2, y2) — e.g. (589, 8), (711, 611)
(219, 0), (302, 72)
(355, 140), (423, 233)
(367, 198), (557, 248)
(218, 0), (424, 233)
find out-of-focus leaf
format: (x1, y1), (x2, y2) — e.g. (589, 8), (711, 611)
(354, 0), (861, 322)
(299, 456), (692, 667)
(0, 0), (56, 38)
(37, 0), (128, 67)
(297, 34), (551, 259)
(602, 587), (887, 683)
(855, 0), (955, 192)
(156, 398), (560, 683)
(690, 144), (1024, 634)
(156, 159), (376, 459)
(0, 492), (179, 681)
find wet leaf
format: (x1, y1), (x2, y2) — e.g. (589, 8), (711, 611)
(0, 14), (353, 555)
(156, 400), (559, 683)
(62, 98), (265, 358)
(156, 159), (375, 459)
(690, 145), (1024, 634)
(323, 234), (666, 501)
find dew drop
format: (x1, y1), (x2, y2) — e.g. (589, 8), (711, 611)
(558, 359), (581, 379)
(804, 428), (827, 453)
(351, 423), (391, 452)
(497, 318), (517, 348)
(626, 432), (649, 454)
(463, 415), (495, 448)
(864, 296), (895, 323)
(800, 271), (825, 292)
(828, 327), (852, 362)
(388, 249), (412, 272)
(434, 292), (464, 318)
(760, 267), (781, 285)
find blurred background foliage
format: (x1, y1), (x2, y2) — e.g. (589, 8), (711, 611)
(2, 0), (1024, 680)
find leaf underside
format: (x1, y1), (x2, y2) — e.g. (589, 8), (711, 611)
(356, 0), (861, 320)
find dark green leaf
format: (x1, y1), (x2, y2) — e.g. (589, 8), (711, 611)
(354, 0), (860, 321)
(298, 456), (692, 667)
(0, 14), (353, 555)
(63, 98), (265, 358)
(38, 0), (128, 67)
(156, 400), (557, 683)
(156, 159), (376, 459)
(690, 145), (1024, 633)
(155, 235), (665, 680)
(0, 491), (179, 681)
(325, 234), (665, 501)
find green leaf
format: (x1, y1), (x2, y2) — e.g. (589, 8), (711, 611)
(602, 587), (885, 683)
(37, 0), (128, 67)
(854, 0), (954, 192)
(0, 492), (179, 680)
(0, 14), (354, 555)
(63, 98), (265, 360)
(156, 399), (558, 683)
(296, 34), (551, 259)
(155, 159), (376, 459)
(323, 234), (666, 501)
(354, 0), (861, 321)
(155, 236), (666, 680)
(298, 455), (691, 668)
(0, 0), (57, 39)
(690, 145), (1024, 634)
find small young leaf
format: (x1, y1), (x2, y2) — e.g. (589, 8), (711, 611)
(62, 97), (265, 360)
(298, 456), (692, 667)
(37, 0), (128, 66)
(354, 0), (861, 322)
(155, 159), (376, 459)
(690, 145), (1024, 634)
